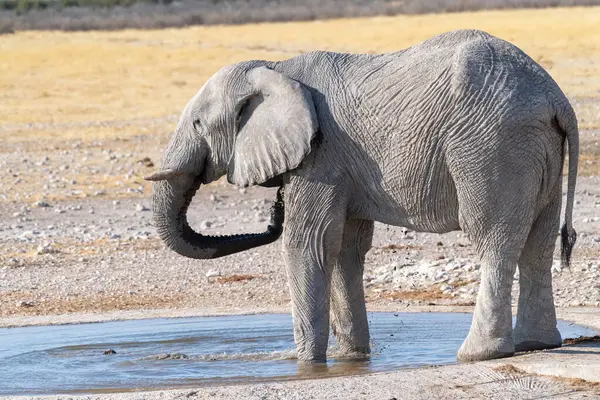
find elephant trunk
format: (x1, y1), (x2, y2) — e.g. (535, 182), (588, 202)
(152, 176), (284, 259)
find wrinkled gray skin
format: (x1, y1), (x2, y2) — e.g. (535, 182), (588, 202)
(147, 30), (579, 363)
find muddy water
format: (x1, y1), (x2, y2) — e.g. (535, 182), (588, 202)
(0, 312), (596, 395)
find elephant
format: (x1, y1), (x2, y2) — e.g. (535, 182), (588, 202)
(145, 29), (578, 363)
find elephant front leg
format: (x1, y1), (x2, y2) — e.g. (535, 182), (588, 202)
(330, 219), (373, 357)
(282, 178), (346, 363)
(284, 247), (333, 362)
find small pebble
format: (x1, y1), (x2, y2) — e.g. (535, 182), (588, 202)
(135, 204), (150, 212)
(200, 220), (212, 230)
(206, 269), (220, 278)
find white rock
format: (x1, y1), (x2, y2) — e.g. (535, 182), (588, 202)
(36, 244), (58, 255)
(390, 261), (407, 270)
(206, 269), (220, 278)
(136, 204), (150, 212)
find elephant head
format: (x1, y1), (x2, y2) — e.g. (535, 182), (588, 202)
(145, 64), (319, 259)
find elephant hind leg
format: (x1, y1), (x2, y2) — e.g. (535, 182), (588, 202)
(514, 190), (562, 352)
(456, 234), (528, 362)
(453, 166), (539, 362)
(330, 219), (374, 357)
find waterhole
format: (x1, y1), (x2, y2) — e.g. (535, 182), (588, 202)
(0, 312), (596, 395)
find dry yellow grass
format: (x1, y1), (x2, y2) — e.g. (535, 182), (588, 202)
(1, 6), (599, 146)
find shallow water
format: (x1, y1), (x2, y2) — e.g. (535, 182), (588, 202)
(0, 312), (596, 395)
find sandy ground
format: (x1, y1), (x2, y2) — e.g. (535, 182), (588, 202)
(1, 129), (600, 398)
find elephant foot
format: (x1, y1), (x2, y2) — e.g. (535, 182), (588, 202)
(296, 357), (327, 364)
(513, 327), (562, 353)
(457, 335), (515, 362)
(336, 346), (370, 361)
(334, 334), (370, 359)
(295, 343), (328, 364)
(514, 340), (561, 352)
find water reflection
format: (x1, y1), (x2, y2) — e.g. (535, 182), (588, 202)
(297, 358), (372, 378)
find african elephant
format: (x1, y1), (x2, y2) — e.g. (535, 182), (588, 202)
(146, 29), (578, 363)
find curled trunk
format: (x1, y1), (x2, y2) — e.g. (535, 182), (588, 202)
(152, 175), (284, 259)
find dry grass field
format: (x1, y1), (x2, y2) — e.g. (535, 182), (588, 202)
(1, 6), (599, 200)
(3, 7), (600, 135)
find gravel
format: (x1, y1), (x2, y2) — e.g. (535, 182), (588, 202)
(0, 135), (599, 319)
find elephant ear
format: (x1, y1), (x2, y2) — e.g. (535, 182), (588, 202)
(227, 66), (318, 187)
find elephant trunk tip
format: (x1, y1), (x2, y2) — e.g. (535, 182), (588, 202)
(267, 186), (285, 236)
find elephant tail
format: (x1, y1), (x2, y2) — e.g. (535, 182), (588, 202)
(557, 106), (579, 269)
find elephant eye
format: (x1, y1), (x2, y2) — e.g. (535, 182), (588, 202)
(192, 119), (202, 132)
(236, 98), (251, 132)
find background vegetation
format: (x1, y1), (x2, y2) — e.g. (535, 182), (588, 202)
(1, 0), (600, 33)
